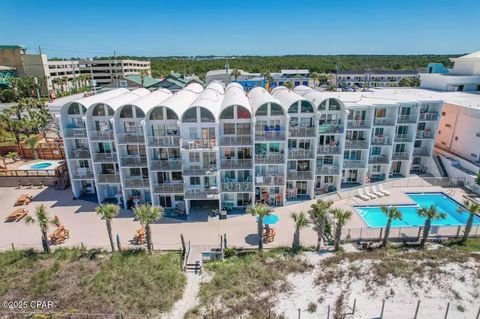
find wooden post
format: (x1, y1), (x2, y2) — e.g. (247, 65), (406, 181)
(116, 234), (122, 252)
(11, 243), (15, 251)
(297, 308), (300, 319)
(180, 234), (186, 263)
(379, 227), (383, 240)
(352, 298), (356, 314)
(476, 305), (480, 319)
(380, 299), (385, 319)
(327, 305), (330, 319)
(414, 300), (420, 319)
(224, 233), (227, 248)
(444, 302), (450, 319)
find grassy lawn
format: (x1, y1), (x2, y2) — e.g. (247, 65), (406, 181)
(0, 248), (186, 317)
(186, 248), (313, 319)
(446, 238), (480, 252)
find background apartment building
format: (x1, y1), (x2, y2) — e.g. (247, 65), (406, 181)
(336, 70), (419, 88)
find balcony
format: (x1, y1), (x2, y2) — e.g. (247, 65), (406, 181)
(68, 149), (91, 159)
(288, 149), (315, 159)
(394, 134), (413, 143)
(71, 169), (94, 179)
(347, 120), (371, 129)
(123, 178), (150, 188)
(89, 131), (114, 141)
(317, 146), (341, 155)
(64, 128), (87, 138)
(255, 131), (286, 141)
(318, 124), (343, 134)
(255, 154), (284, 165)
(220, 159), (253, 169)
(419, 112), (439, 121)
(392, 152), (410, 160)
(120, 156), (147, 167)
(147, 135), (180, 147)
(150, 159), (182, 171)
(413, 148), (431, 157)
(287, 171), (314, 180)
(152, 183), (184, 194)
(97, 174), (121, 183)
(369, 155), (390, 164)
(183, 165), (218, 176)
(416, 131), (434, 139)
(93, 153), (117, 162)
(184, 188), (219, 200)
(289, 127), (316, 138)
(255, 175), (285, 186)
(117, 133), (145, 144)
(316, 165), (340, 175)
(397, 115), (417, 124)
(370, 136), (392, 146)
(373, 118), (395, 126)
(343, 160), (367, 169)
(221, 182), (253, 192)
(219, 135), (252, 146)
(344, 140), (369, 149)
(182, 139), (217, 150)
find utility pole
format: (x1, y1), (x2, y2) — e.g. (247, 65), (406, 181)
(335, 56), (339, 88)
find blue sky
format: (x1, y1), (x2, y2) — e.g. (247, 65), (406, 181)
(1, 0), (478, 57)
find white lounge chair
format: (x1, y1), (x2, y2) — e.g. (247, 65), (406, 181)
(357, 189), (370, 201)
(371, 185), (384, 197)
(378, 184), (391, 196)
(364, 187), (377, 199)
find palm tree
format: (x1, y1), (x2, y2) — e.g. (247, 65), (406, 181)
(247, 203), (272, 251)
(332, 208), (352, 251)
(284, 81), (294, 90)
(291, 211), (309, 251)
(96, 203), (120, 252)
(458, 199), (480, 244)
(417, 205), (447, 246)
(308, 199), (333, 251)
(24, 135), (38, 159)
(311, 72), (320, 88)
(5, 151), (18, 163)
(231, 69), (241, 82)
(380, 205), (403, 248)
(133, 204), (163, 253)
(25, 205), (55, 253)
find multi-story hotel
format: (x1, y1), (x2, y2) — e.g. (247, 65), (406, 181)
(60, 82), (442, 214)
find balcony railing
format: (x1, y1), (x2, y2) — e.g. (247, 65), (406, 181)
(255, 131), (286, 141)
(123, 178), (150, 188)
(373, 118), (395, 126)
(219, 135), (252, 146)
(318, 124), (343, 134)
(182, 139), (217, 150)
(287, 171), (314, 180)
(394, 134), (413, 143)
(71, 169), (94, 179)
(120, 156), (147, 167)
(184, 188), (219, 199)
(317, 146), (341, 155)
(183, 165), (218, 176)
(416, 131), (434, 139)
(150, 159), (182, 171)
(392, 152), (410, 160)
(148, 135), (180, 147)
(397, 115), (417, 124)
(288, 149), (315, 159)
(419, 112), (439, 121)
(344, 140), (369, 149)
(117, 133), (145, 144)
(64, 128), (87, 138)
(89, 131), (114, 141)
(413, 148), (431, 157)
(255, 175), (285, 186)
(289, 127), (316, 138)
(316, 165), (340, 175)
(97, 174), (121, 183)
(369, 156), (390, 164)
(93, 153), (117, 162)
(255, 154), (284, 164)
(370, 136), (392, 146)
(343, 160), (367, 169)
(347, 120), (371, 129)
(221, 182), (253, 192)
(220, 159), (253, 169)
(68, 149), (91, 159)
(153, 183), (184, 194)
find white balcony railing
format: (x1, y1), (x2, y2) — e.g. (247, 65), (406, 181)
(120, 157), (147, 167)
(255, 154), (285, 164)
(347, 120), (371, 129)
(288, 149), (315, 159)
(255, 131), (286, 141)
(183, 165), (218, 176)
(221, 182), (253, 192)
(97, 174), (121, 183)
(317, 146), (341, 155)
(117, 133), (145, 144)
(413, 148), (431, 157)
(219, 135), (252, 146)
(71, 169), (94, 179)
(255, 175), (285, 186)
(93, 153), (117, 162)
(153, 183), (184, 193)
(147, 135), (180, 147)
(123, 178), (150, 188)
(416, 131), (434, 139)
(370, 136), (392, 146)
(220, 159), (253, 169)
(184, 188), (219, 199)
(150, 159), (182, 171)
(397, 115), (417, 124)
(182, 139), (217, 150)
(68, 149), (91, 159)
(368, 156), (389, 164)
(89, 131), (114, 140)
(64, 128), (87, 138)
(344, 140), (369, 149)
(373, 118), (395, 126)
(316, 165), (340, 175)
(289, 127), (316, 138)
(394, 134), (413, 143)
(287, 171), (314, 180)
(343, 160), (367, 169)
(419, 112), (439, 121)
(392, 152), (410, 160)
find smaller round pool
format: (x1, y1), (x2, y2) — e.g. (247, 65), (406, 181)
(30, 163), (52, 169)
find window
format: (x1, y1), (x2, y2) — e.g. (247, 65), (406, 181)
(120, 106), (133, 118)
(300, 101), (313, 113)
(237, 106), (250, 119)
(270, 104), (284, 116)
(441, 112), (446, 116)
(256, 105), (268, 116)
(189, 152), (200, 162)
(200, 108), (215, 122)
(172, 172), (182, 181)
(371, 147), (381, 156)
(375, 108), (386, 118)
(93, 104), (108, 116)
(223, 123), (235, 135)
(123, 122), (137, 133)
(166, 108), (178, 120)
(328, 99), (341, 110)
(68, 103), (84, 115)
(150, 107), (164, 120)
(183, 108), (197, 122)
(445, 124), (451, 128)
(190, 177), (200, 185)
(288, 103), (298, 114)
(220, 106), (234, 119)
(319, 100), (327, 111)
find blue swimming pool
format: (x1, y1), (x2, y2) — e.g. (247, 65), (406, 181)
(30, 162), (52, 169)
(356, 192), (480, 227)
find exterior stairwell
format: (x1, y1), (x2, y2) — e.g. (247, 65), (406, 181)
(434, 155), (449, 177)
(55, 172), (70, 190)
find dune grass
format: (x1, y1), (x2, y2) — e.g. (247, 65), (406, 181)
(0, 248), (186, 317)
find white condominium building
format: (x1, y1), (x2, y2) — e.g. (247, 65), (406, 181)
(60, 83), (442, 215)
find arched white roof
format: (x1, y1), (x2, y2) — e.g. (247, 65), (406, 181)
(220, 82), (253, 117)
(185, 82), (225, 120)
(61, 88), (129, 113)
(160, 83), (204, 119)
(247, 87), (287, 115)
(129, 88), (173, 116)
(292, 85), (312, 96)
(271, 86), (311, 112)
(293, 86), (345, 110)
(100, 88), (150, 113)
